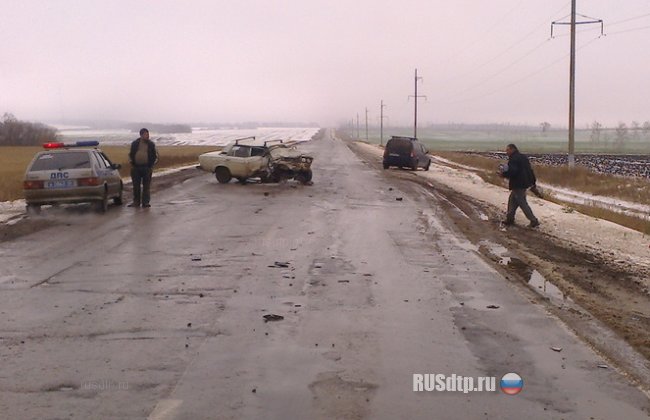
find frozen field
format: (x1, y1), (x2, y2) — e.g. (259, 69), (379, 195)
(58, 127), (320, 146)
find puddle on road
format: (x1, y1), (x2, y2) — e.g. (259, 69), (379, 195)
(528, 270), (573, 302)
(479, 240), (572, 303)
(168, 199), (198, 205)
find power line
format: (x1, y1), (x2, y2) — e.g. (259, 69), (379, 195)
(440, 1), (571, 85)
(449, 38), (550, 97)
(608, 12), (650, 27)
(607, 24), (650, 36)
(551, 11), (650, 37)
(442, 36), (601, 105)
(441, 0), (529, 65)
(441, 13), (647, 105)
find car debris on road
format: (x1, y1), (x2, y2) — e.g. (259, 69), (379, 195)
(263, 314), (284, 322)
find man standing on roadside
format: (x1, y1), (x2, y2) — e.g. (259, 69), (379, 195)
(128, 128), (158, 208)
(499, 143), (540, 228)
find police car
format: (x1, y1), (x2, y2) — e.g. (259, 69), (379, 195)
(23, 141), (123, 214)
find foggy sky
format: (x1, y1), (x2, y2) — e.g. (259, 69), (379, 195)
(1, 0), (649, 127)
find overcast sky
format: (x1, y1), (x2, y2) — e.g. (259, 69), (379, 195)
(1, 0), (649, 127)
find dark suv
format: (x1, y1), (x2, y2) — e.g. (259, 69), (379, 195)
(382, 136), (431, 171)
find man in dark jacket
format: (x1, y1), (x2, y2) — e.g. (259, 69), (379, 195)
(499, 144), (539, 228)
(128, 128), (158, 208)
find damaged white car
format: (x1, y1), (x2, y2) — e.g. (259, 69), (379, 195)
(198, 138), (313, 185)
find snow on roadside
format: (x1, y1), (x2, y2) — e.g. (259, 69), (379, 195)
(430, 155), (650, 220)
(356, 142), (650, 272)
(538, 183), (650, 220)
(0, 200), (26, 224)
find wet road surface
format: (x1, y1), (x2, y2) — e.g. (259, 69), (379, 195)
(0, 129), (648, 419)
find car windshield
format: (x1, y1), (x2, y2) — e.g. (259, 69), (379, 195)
(30, 152), (91, 171)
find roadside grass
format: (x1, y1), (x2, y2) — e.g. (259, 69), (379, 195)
(0, 145), (219, 202)
(544, 195), (650, 235)
(434, 151), (650, 234)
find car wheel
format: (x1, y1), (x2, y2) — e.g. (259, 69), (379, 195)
(215, 167), (232, 184)
(237, 177), (248, 184)
(95, 190), (109, 213)
(411, 162), (418, 171)
(383, 163), (389, 170)
(113, 182), (123, 205)
(26, 204), (41, 215)
(424, 160), (431, 171)
(296, 169), (313, 185)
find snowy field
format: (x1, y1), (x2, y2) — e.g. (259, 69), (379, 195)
(57, 127), (320, 147)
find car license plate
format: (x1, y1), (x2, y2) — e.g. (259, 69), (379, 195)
(45, 180), (77, 189)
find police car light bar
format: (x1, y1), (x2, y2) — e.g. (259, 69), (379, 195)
(43, 141), (100, 149)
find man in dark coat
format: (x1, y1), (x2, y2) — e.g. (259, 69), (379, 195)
(499, 144), (539, 228)
(128, 128), (158, 208)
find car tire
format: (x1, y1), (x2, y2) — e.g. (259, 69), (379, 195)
(215, 167), (232, 184)
(411, 162), (418, 171)
(296, 169), (313, 185)
(383, 163), (389, 170)
(424, 160), (431, 171)
(95, 190), (109, 213)
(237, 177), (248, 184)
(113, 183), (123, 205)
(26, 204), (41, 215)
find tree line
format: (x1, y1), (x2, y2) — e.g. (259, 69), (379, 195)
(0, 113), (58, 146)
(590, 120), (650, 148)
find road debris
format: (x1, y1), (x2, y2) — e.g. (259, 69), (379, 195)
(550, 347), (563, 352)
(486, 305), (500, 309)
(270, 261), (290, 268)
(263, 314), (284, 322)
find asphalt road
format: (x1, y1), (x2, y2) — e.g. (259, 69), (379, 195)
(0, 129), (648, 419)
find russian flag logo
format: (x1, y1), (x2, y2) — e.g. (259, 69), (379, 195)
(500, 373), (523, 395)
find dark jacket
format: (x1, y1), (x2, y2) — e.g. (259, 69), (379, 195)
(502, 151), (536, 190)
(129, 138), (158, 168)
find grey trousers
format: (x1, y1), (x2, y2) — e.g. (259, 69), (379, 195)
(506, 189), (538, 223)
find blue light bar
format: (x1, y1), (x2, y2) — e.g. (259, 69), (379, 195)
(74, 141), (99, 147)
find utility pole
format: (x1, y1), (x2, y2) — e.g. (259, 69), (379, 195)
(568, 0), (577, 168)
(408, 68), (427, 139)
(551, 1), (603, 168)
(356, 113), (360, 139)
(365, 107), (369, 141)
(380, 100), (387, 146)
